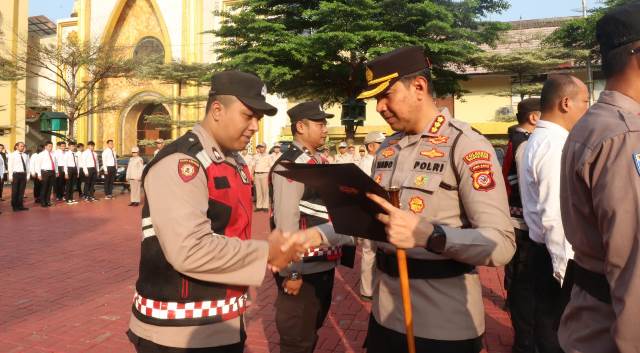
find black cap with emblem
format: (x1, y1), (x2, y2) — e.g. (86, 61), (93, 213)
(357, 46), (430, 100)
(287, 101), (335, 122)
(210, 70), (278, 116)
(596, 2), (640, 57)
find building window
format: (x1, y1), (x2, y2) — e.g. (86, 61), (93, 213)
(133, 36), (165, 62)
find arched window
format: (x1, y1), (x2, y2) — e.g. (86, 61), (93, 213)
(133, 36), (165, 62)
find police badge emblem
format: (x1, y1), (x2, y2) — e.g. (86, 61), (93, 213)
(634, 153), (640, 176)
(178, 159), (199, 183)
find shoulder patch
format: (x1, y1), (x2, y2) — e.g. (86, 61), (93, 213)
(634, 152), (640, 176)
(471, 167), (495, 192)
(463, 150), (491, 165)
(178, 159), (199, 183)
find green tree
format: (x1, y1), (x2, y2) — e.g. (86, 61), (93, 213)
(212, 0), (510, 138)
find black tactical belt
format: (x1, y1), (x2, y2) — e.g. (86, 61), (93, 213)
(376, 250), (475, 279)
(565, 259), (611, 304)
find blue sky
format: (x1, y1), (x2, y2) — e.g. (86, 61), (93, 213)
(29, 0), (591, 23)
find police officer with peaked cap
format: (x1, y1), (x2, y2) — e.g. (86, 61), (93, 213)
(559, 3), (640, 353)
(127, 70), (310, 353)
(270, 101), (355, 353)
(361, 46), (515, 353)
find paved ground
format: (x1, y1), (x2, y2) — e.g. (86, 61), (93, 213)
(0, 188), (514, 353)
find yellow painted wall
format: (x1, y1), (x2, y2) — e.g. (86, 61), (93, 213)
(0, 0), (28, 148)
(455, 75), (512, 124)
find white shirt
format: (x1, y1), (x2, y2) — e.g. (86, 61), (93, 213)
(101, 147), (118, 171)
(334, 152), (354, 164)
(63, 150), (79, 175)
(358, 154), (375, 176)
(8, 150), (29, 175)
(75, 151), (84, 169)
(53, 149), (66, 169)
(29, 153), (39, 176)
(37, 150), (57, 177)
(519, 120), (574, 283)
(81, 149), (100, 174)
(0, 155), (4, 175)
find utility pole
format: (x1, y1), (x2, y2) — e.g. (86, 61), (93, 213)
(583, 0), (594, 105)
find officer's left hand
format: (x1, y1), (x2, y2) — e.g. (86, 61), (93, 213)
(367, 193), (434, 249)
(283, 278), (303, 296)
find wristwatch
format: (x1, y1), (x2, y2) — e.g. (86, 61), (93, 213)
(426, 224), (446, 254)
(288, 272), (301, 281)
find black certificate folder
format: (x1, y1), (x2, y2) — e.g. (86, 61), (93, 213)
(274, 162), (390, 243)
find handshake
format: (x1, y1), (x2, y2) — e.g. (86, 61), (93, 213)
(266, 228), (323, 272)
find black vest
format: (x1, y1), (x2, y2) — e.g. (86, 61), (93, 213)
(133, 131), (252, 327)
(506, 129), (530, 219)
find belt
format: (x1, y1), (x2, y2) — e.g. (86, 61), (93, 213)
(376, 250), (475, 279)
(564, 259), (611, 304)
(133, 292), (247, 320)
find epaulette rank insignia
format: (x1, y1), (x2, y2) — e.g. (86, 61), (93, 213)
(429, 115), (446, 134)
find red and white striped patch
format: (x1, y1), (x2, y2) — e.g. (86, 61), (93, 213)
(133, 292), (247, 320)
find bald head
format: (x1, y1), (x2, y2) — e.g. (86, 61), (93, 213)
(539, 75), (590, 130)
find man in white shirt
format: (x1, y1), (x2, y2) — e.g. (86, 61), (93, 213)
(63, 141), (80, 205)
(81, 141), (100, 201)
(8, 142), (30, 211)
(53, 141), (67, 201)
(356, 131), (385, 300)
(37, 141), (57, 207)
(75, 143), (85, 199)
(102, 139), (118, 199)
(519, 75), (589, 353)
(153, 138), (164, 157)
(30, 146), (42, 203)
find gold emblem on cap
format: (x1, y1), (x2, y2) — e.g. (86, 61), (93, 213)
(366, 67), (373, 82)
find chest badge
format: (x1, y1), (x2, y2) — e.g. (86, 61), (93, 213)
(178, 159), (199, 183)
(428, 135), (449, 145)
(408, 196), (425, 214)
(414, 175), (429, 187)
(420, 148), (445, 159)
(381, 147), (395, 158)
(374, 174), (383, 184)
(634, 153), (640, 176)
(429, 115), (446, 134)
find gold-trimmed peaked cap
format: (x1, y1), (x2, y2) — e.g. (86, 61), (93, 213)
(357, 46), (430, 99)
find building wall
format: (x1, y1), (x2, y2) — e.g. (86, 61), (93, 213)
(0, 0), (28, 149)
(26, 33), (57, 108)
(455, 75), (512, 124)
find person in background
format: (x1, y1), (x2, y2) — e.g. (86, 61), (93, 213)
(253, 143), (271, 211)
(348, 144), (361, 163)
(30, 146), (42, 204)
(319, 147), (334, 163)
(153, 138), (164, 157)
(559, 4), (640, 352)
(0, 147), (4, 211)
(102, 139), (118, 199)
(63, 141), (80, 205)
(37, 141), (57, 207)
(75, 143), (85, 200)
(126, 146), (144, 207)
(358, 146), (366, 160)
(8, 141), (29, 211)
(270, 143), (282, 166)
(53, 141), (67, 201)
(334, 141), (353, 164)
(501, 98), (541, 353)
(81, 141), (99, 202)
(0, 144), (8, 201)
(356, 131), (385, 301)
(519, 75), (589, 353)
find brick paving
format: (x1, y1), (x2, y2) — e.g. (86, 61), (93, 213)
(0, 189), (513, 353)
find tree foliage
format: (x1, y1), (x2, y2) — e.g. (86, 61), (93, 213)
(211, 0), (511, 106)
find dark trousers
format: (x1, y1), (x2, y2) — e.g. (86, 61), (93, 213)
(83, 168), (97, 198)
(105, 166), (116, 196)
(366, 315), (483, 353)
(127, 330), (244, 353)
(274, 269), (335, 353)
(0, 172), (6, 199)
(32, 175), (41, 201)
(76, 169), (84, 198)
(40, 170), (55, 206)
(55, 167), (66, 199)
(65, 168), (78, 200)
(505, 228), (535, 353)
(530, 243), (566, 353)
(11, 172), (27, 209)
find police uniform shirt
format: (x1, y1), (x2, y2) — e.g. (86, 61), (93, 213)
(128, 124), (270, 348)
(101, 147), (117, 172)
(559, 91), (640, 353)
(8, 150), (30, 176)
(271, 141), (355, 276)
(253, 152), (271, 173)
(63, 150), (79, 176)
(334, 152), (354, 164)
(37, 150), (57, 177)
(370, 109), (515, 340)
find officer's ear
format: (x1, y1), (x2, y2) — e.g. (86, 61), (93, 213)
(412, 76), (430, 101)
(559, 97), (571, 113)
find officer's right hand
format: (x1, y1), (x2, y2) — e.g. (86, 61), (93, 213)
(267, 230), (311, 273)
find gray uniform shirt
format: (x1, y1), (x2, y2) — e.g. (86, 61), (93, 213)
(559, 90), (640, 353)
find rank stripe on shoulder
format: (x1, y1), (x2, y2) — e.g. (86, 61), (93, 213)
(196, 150), (213, 169)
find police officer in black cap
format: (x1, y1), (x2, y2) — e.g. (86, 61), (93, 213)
(269, 101), (355, 353)
(559, 3), (640, 353)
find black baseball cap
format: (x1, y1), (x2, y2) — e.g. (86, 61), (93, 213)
(357, 46), (430, 99)
(596, 2), (640, 57)
(210, 70), (278, 116)
(287, 101), (334, 122)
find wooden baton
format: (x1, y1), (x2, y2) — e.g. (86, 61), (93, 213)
(387, 187), (416, 353)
